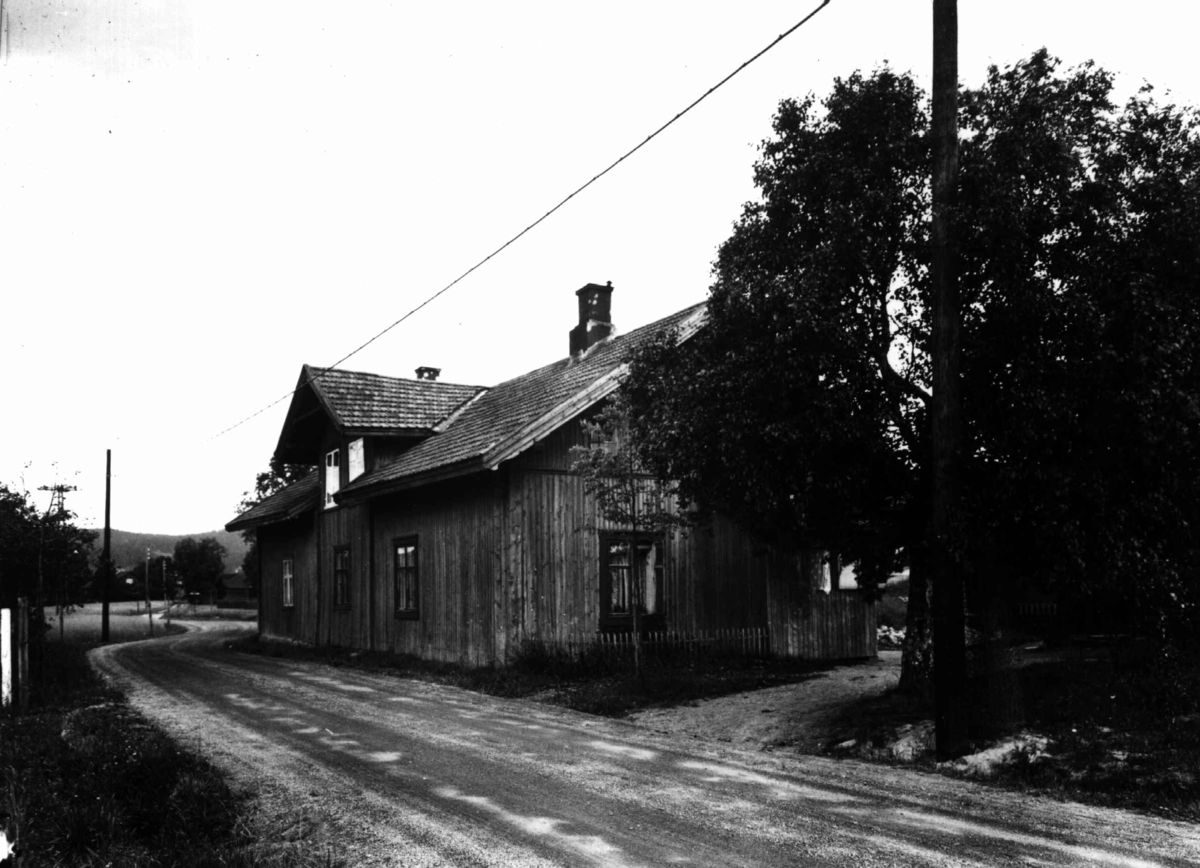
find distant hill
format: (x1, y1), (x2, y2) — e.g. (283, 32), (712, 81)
(88, 528), (249, 573)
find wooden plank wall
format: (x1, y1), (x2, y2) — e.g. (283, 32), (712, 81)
(766, 560), (878, 659)
(370, 476), (502, 665)
(258, 513), (319, 643)
(512, 417), (776, 649)
(318, 503), (372, 649)
(516, 414), (875, 661)
(262, 410), (876, 664)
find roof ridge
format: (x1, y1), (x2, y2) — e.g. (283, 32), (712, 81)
(306, 364), (484, 389)
(337, 298), (708, 498)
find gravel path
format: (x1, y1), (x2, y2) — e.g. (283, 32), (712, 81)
(91, 625), (1200, 867)
(630, 651), (903, 752)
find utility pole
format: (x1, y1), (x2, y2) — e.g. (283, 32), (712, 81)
(145, 548), (154, 637)
(930, 0), (969, 760)
(164, 559), (170, 627)
(101, 449), (112, 643)
(36, 483), (76, 695)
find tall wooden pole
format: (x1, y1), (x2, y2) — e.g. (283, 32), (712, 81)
(146, 548), (154, 637)
(930, 0), (969, 759)
(101, 449), (112, 643)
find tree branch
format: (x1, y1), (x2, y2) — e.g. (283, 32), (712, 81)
(875, 286), (928, 454)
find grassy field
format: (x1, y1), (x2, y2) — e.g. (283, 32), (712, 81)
(45, 602), (185, 644)
(4, 608), (337, 867)
(45, 602), (256, 644)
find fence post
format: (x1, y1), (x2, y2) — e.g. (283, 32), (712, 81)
(17, 597), (29, 710)
(1, 608), (10, 707)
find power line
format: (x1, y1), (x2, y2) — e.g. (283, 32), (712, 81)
(210, 1), (833, 442)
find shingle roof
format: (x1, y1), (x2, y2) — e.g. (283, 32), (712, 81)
(225, 470), (320, 532)
(306, 366), (484, 432)
(341, 302), (707, 497)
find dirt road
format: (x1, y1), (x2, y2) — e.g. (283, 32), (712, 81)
(91, 625), (1199, 867)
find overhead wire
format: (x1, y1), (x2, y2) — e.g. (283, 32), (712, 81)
(210, 0), (833, 442)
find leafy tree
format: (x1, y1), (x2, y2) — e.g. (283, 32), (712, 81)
(571, 392), (684, 675)
(625, 52), (1200, 693)
(0, 483), (95, 610)
(955, 53), (1200, 649)
(235, 457), (311, 590)
(0, 483), (96, 656)
(173, 536), (227, 599)
(0, 484), (42, 608)
(625, 66), (933, 687)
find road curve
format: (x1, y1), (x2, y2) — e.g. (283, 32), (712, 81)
(91, 625), (1199, 868)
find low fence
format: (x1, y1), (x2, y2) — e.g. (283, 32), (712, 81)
(549, 627), (771, 663)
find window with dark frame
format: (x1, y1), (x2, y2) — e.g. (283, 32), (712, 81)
(333, 547), (351, 608)
(599, 534), (664, 629)
(282, 558), (294, 608)
(394, 537), (419, 619)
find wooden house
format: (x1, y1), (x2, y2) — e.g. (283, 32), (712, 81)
(227, 283), (875, 664)
(217, 570), (256, 608)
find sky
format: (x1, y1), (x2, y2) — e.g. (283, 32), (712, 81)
(3, 0), (1198, 534)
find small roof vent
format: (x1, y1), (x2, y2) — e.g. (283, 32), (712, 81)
(415, 366), (441, 381)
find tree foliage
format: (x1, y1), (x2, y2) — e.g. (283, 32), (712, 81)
(173, 536), (227, 597)
(625, 51), (1200, 683)
(235, 457), (310, 589)
(0, 483), (96, 611)
(571, 392), (685, 674)
(626, 68), (927, 584)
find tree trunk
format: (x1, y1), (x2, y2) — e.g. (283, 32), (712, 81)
(899, 553), (934, 697)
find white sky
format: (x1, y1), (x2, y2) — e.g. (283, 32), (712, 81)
(3, 1), (1197, 534)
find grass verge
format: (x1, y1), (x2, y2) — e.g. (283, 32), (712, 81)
(826, 638), (1200, 823)
(232, 634), (831, 718)
(2, 637), (342, 867)
(966, 647), (1200, 822)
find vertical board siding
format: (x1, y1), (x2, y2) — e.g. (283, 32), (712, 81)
(317, 503), (371, 649)
(258, 511), (319, 644)
(273, 412), (875, 665)
(510, 415), (871, 660)
(370, 475), (502, 665)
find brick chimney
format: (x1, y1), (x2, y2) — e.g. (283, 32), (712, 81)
(415, 366), (441, 381)
(569, 281), (614, 358)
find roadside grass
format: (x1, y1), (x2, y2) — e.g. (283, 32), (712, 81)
(3, 618), (341, 867)
(163, 602), (259, 622)
(825, 629), (1200, 823)
(969, 647), (1200, 822)
(45, 602), (189, 644)
(233, 634), (832, 717)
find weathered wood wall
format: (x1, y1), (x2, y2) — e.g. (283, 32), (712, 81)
(370, 476), (503, 665)
(261, 413), (876, 663)
(318, 502), (372, 649)
(257, 513), (319, 643)
(508, 416), (873, 659)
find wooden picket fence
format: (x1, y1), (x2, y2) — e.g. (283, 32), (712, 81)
(555, 626), (771, 662)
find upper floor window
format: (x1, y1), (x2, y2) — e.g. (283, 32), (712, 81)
(282, 558), (294, 608)
(325, 448), (340, 508)
(600, 534), (664, 629)
(394, 537), (419, 619)
(348, 438), (365, 482)
(333, 547), (351, 608)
